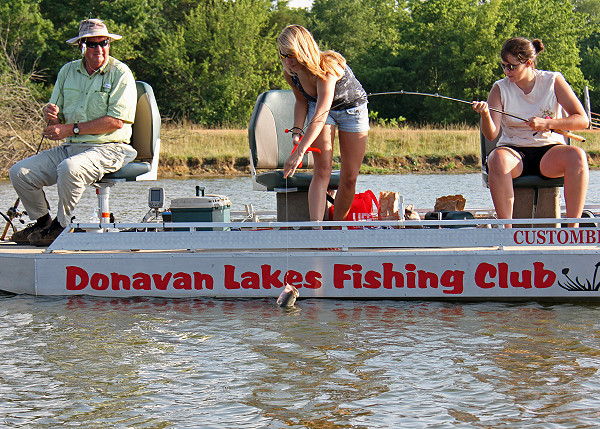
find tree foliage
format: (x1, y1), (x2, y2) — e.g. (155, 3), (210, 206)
(1, 0), (599, 126)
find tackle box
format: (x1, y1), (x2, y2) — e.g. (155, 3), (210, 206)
(170, 194), (231, 230)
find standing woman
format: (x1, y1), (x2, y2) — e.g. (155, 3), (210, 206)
(473, 37), (589, 225)
(278, 25), (369, 221)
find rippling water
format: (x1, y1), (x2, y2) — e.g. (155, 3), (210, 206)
(1, 296), (600, 427)
(2, 173), (600, 427)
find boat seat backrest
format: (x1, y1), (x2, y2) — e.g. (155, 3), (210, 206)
(131, 81), (161, 162)
(248, 89), (314, 170)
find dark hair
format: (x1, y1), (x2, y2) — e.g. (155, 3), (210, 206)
(501, 37), (545, 65)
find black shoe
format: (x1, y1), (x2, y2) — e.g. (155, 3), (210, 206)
(28, 219), (65, 247)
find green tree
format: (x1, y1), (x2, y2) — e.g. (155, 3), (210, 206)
(358, 0), (589, 125)
(0, 0), (53, 72)
(153, 0), (285, 125)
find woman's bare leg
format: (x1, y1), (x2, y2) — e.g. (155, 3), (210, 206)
(307, 125), (335, 221)
(332, 130), (368, 220)
(540, 145), (589, 226)
(487, 147), (523, 223)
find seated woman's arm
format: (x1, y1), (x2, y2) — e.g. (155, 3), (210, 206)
(527, 74), (589, 132)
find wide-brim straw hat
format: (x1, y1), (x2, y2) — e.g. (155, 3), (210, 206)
(66, 19), (122, 45)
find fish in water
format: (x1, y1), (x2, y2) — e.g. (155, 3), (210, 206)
(277, 284), (299, 307)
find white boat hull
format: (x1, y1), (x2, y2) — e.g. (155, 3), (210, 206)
(2, 219), (600, 300)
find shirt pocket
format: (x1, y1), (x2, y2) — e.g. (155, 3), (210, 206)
(87, 91), (109, 120)
(62, 87), (82, 120)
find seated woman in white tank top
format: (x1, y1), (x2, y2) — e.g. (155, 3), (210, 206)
(473, 37), (589, 227)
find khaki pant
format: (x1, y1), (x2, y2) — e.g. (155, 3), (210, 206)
(9, 143), (137, 227)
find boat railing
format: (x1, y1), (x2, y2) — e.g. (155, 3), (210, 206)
(43, 216), (600, 252)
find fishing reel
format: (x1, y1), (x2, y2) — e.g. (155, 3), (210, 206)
(0, 205), (26, 241)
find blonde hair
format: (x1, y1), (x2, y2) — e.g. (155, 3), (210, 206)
(277, 25), (345, 79)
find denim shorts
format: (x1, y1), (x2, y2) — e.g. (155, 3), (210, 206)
(307, 101), (370, 133)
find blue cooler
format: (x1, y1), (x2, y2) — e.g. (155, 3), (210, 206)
(170, 195), (231, 230)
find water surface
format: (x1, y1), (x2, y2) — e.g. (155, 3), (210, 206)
(1, 296), (600, 427)
(1, 174), (600, 427)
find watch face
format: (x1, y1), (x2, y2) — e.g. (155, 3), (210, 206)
(74, 125), (79, 135)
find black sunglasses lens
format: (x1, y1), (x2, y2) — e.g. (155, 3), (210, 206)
(86, 40), (109, 48)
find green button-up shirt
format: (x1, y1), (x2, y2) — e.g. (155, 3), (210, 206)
(50, 56), (137, 145)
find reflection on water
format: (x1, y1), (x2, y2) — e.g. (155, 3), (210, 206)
(1, 296), (600, 427)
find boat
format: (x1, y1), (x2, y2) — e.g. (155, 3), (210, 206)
(1, 88), (599, 300)
(1, 202), (600, 300)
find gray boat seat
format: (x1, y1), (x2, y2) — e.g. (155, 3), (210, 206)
(248, 89), (340, 192)
(93, 81), (161, 222)
(480, 123), (566, 219)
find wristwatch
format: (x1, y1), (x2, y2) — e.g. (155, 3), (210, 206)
(73, 123), (80, 135)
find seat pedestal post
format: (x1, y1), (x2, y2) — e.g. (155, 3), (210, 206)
(513, 187), (560, 227)
(277, 191), (310, 222)
(93, 182), (117, 224)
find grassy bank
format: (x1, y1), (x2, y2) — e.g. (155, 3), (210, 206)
(1, 123), (597, 177)
(159, 123), (600, 177)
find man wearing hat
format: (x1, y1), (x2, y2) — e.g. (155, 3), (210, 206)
(9, 18), (138, 246)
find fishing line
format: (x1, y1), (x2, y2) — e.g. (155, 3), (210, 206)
(366, 90), (586, 142)
(367, 90), (529, 122)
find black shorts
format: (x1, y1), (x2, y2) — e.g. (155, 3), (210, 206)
(496, 144), (561, 178)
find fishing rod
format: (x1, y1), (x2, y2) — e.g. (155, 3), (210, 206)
(367, 90), (586, 143)
(0, 129), (46, 241)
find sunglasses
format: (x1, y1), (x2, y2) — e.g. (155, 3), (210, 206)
(279, 51), (295, 59)
(85, 39), (110, 49)
(501, 62), (522, 71)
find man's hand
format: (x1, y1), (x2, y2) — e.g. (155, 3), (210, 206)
(43, 103), (60, 124)
(43, 123), (72, 140)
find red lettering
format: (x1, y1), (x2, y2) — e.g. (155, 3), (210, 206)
(406, 264), (417, 288)
(383, 263), (403, 288)
(303, 271), (322, 289)
(334, 264), (351, 289)
(284, 270), (302, 287)
(133, 273), (151, 290)
(418, 270), (438, 289)
(510, 270), (532, 288)
(514, 231), (523, 244)
(498, 263), (509, 288)
(352, 264), (362, 289)
(261, 265), (282, 289)
(533, 262), (555, 288)
(224, 265), (240, 289)
(173, 272), (192, 290)
(537, 230), (546, 244)
(66, 266), (88, 290)
(152, 273), (172, 290)
(111, 273), (131, 290)
(474, 262), (496, 289)
(570, 230), (583, 244)
(587, 230), (596, 244)
(241, 271), (260, 289)
(91, 273), (109, 290)
(193, 272), (213, 290)
(557, 230), (568, 244)
(364, 270), (381, 289)
(525, 231), (535, 245)
(441, 270), (464, 294)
